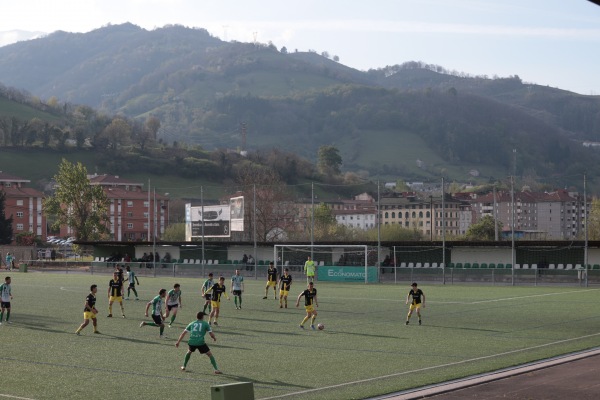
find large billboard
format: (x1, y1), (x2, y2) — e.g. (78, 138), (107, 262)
(230, 196), (244, 232)
(186, 204), (231, 239)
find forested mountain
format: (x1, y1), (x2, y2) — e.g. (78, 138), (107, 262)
(1, 23), (600, 185)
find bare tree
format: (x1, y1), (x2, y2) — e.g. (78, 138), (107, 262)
(236, 163), (296, 241)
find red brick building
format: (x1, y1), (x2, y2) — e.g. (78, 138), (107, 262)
(0, 171), (46, 243)
(59, 174), (169, 242)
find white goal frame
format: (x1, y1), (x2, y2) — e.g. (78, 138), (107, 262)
(273, 244), (370, 284)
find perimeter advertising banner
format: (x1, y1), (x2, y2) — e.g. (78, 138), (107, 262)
(186, 204), (231, 238)
(317, 266), (378, 283)
(230, 196), (244, 232)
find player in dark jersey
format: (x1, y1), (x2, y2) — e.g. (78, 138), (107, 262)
(278, 268), (292, 308)
(296, 281), (318, 330)
(263, 262), (278, 299)
(405, 282), (426, 325)
(76, 284), (99, 335)
(107, 271), (125, 318)
(204, 277), (230, 326)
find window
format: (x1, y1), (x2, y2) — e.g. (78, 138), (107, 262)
(127, 223), (133, 229)
(143, 212), (149, 218)
(16, 212), (23, 218)
(127, 201), (133, 207)
(143, 223), (149, 229)
(16, 200), (23, 206)
(127, 212), (133, 217)
(391, 212), (396, 218)
(144, 201), (149, 208)
(16, 223), (24, 230)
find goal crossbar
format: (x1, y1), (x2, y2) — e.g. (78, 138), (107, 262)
(273, 244), (370, 284)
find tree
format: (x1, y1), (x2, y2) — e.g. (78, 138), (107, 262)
(162, 223), (186, 241)
(317, 145), (342, 176)
(97, 117), (132, 150)
(588, 198), (600, 240)
(236, 163), (295, 241)
(465, 215), (501, 241)
(0, 191), (14, 244)
(333, 55), (340, 62)
(313, 203), (337, 241)
(43, 159), (111, 241)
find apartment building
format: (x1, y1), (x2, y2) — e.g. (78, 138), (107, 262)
(380, 192), (465, 239)
(470, 189), (588, 239)
(0, 171), (46, 243)
(59, 174), (169, 241)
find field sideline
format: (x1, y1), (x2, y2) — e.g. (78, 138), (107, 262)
(1, 272), (599, 400)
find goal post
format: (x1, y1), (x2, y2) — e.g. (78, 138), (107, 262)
(273, 244), (377, 284)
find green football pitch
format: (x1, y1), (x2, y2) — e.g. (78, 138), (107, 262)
(1, 272), (599, 400)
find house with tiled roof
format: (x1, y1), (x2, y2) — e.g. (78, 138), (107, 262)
(0, 171), (46, 243)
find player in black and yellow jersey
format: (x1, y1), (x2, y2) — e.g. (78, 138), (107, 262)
(405, 282), (425, 325)
(296, 281), (318, 330)
(204, 277), (230, 326)
(76, 284), (99, 335)
(263, 262), (278, 299)
(107, 271), (125, 318)
(278, 268), (292, 308)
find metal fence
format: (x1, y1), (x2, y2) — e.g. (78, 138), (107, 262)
(10, 259), (600, 287)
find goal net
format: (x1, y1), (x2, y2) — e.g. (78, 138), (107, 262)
(273, 244), (378, 283)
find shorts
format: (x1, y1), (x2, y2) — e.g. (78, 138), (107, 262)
(304, 305), (315, 313)
(409, 303), (422, 311)
(83, 311), (96, 320)
(151, 314), (163, 325)
(204, 294), (211, 301)
(266, 281), (276, 287)
(211, 301), (220, 309)
(109, 296), (123, 303)
(128, 283), (136, 289)
(1, 301), (11, 309)
(167, 304), (178, 311)
(189, 343), (210, 354)
(279, 290), (289, 297)
(232, 290), (242, 296)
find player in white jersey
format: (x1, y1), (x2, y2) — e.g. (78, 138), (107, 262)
(231, 269), (244, 310)
(164, 283), (182, 327)
(0, 276), (13, 324)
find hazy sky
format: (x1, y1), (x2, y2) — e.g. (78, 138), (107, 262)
(1, 0), (599, 94)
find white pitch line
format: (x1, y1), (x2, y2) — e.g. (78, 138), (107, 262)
(257, 332), (600, 400)
(0, 394), (36, 399)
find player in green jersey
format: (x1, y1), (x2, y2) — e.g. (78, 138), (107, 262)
(230, 270), (244, 310)
(0, 276), (13, 324)
(140, 288), (167, 338)
(175, 311), (221, 374)
(125, 266), (140, 300)
(76, 284), (99, 335)
(201, 273), (214, 314)
(164, 283), (183, 327)
(304, 256), (316, 284)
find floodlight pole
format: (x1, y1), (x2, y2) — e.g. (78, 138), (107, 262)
(153, 188), (157, 276)
(584, 173), (589, 287)
(377, 179), (381, 276)
(253, 184), (257, 278)
(442, 177), (446, 284)
(201, 186), (205, 267)
(511, 149), (516, 286)
(311, 182), (314, 260)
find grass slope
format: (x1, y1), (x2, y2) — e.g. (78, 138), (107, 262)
(1, 272), (599, 400)
(0, 97), (61, 122)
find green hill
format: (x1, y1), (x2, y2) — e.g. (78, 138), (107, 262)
(1, 24), (600, 187)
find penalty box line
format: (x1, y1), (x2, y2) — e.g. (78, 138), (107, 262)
(257, 332), (600, 400)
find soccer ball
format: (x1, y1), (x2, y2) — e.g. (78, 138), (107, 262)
(317, 323), (324, 330)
